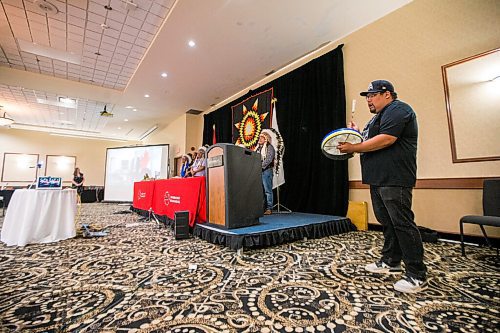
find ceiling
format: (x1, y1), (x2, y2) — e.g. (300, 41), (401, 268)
(0, 0), (411, 141)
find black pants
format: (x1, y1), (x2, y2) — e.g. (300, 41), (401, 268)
(370, 186), (427, 280)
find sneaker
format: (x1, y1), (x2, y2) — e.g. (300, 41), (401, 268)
(394, 275), (425, 293)
(264, 209), (272, 215)
(365, 261), (402, 274)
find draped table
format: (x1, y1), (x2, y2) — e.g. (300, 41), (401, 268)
(1, 189), (77, 246)
(133, 177), (206, 227)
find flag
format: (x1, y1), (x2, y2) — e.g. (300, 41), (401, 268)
(232, 89), (272, 149)
(212, 124), (216, 144)
(270, 103), (285, 189)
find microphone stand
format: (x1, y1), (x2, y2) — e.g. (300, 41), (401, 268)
(27, 164), (42, 189)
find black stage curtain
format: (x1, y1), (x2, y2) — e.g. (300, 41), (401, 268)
(202, 105), (234, 145)
(203, 45), (348, 216)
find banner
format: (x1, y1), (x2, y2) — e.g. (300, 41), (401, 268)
(232, 88), (273, 149)
(232, 88), (285, 189)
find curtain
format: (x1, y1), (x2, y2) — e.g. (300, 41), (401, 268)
(203, 45), (348, 216)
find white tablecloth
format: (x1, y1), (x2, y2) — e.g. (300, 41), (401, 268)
(1, 189), (77, 246)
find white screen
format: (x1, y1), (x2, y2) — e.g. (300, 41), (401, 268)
(104, 144), (169, 202)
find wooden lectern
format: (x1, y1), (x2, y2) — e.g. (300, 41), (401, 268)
(206, 143), (263, 229)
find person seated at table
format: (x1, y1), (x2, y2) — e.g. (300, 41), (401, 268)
(180, 154), (192, 178)
(187, 147), (207, 177)
(190, 151), (197, 164)
(183, 152), (195, 177)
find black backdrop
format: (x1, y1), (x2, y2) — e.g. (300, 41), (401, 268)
(203, 45), (348, 216)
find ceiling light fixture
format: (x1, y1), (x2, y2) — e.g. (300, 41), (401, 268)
(18, 38), (81, 65)
(161, 72), (168, 78)
(188, 40), (196, 47)
(139, 125), (158, 141)
(124, 119), (129, 122)
(124, 0), (138, 10)
(58, 96), (77, 106)
(37, 97), (77, 109)
(50, 133), (128, 142)
(144, 94), (150, 98)
(133, 109), (137, 111)
(0, 111), (14, 126)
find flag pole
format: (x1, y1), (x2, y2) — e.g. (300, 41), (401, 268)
(270, 97), (290, 214)
(272, 185), (291, 214)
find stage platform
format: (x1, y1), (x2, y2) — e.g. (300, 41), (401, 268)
(193, 212), (355, 250)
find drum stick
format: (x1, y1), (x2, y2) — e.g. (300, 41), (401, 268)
(351, 99), (356, 123)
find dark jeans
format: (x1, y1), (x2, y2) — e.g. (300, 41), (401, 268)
(370, 185), (427, 280)
(262, 168), (274, 210)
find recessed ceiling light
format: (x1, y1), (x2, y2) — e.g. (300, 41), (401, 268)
(144, 94), (150, 98)
(161, 72), (168, 78)
(37, 98), (76, 109)
(188, 40), (196, 47)
(133, 109), (137, 111)
(118, 127), (121, 130)
(125, 106), (133, 109)
(58, 97), (77, 105)
(124, 119), (129, 122)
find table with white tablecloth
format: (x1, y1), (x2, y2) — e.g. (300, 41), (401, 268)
(1, 189), (77, 246)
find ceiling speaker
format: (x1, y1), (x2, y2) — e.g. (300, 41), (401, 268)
(33, 0), (59, 16)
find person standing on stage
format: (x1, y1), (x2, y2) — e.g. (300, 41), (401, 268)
(256, 130), (275, 215)
(337, 80), (426, 294)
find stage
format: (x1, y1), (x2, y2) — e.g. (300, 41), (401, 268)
(193, 212), (355, 250)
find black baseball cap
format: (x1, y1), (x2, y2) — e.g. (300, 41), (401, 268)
(360, 80), (395, 96)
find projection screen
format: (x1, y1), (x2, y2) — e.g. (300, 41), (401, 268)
(104, 144), (169, 202)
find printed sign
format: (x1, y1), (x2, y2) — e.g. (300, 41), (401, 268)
(36, 176), (63, 190)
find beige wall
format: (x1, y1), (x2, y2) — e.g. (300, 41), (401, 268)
(342, 0), (500, 236)
(145, 113), (188, 177)
(0, 128), (133, 186)
(186, 113), (204, 153)
(342, 0), (500, 180)
(145, 113), (205, 176)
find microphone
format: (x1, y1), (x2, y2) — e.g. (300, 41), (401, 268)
(29, 162), (44, 169)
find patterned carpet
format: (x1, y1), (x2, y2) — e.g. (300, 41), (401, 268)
(0, 203), (498, 332)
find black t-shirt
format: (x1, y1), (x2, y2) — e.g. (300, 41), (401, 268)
(360, 99), (418, 187)
(73, 173), (84, 193)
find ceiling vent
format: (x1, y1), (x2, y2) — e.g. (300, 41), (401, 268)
(186, 109), (203, 115)
(33, 0), (59, 16)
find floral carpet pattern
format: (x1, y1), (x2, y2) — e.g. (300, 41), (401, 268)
(0, 203), (498, 332)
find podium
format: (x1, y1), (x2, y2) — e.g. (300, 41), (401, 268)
(206, 143), (262, 229)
